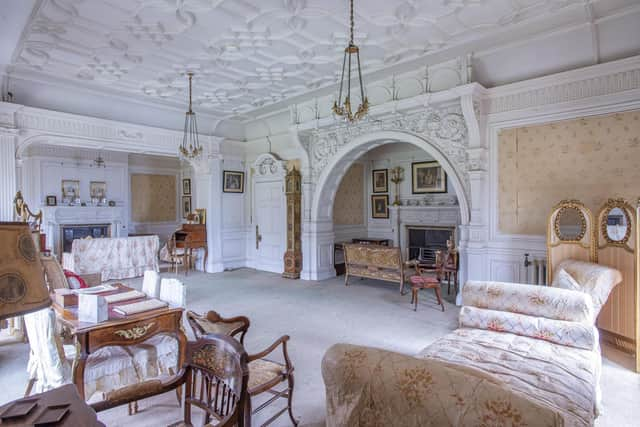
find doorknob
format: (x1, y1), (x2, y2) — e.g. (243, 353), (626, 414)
(256, 225), (262, 250)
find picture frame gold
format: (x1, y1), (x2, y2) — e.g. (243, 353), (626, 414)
(372, 169), (388, 193)
(61, 180), (80, 200)
(89, 181), (106, 199)
(223, 171), (244, 193)
(411, 161), (447, 194)
(182, 196), (192, 219)
(195, 208), (206, 225)
(371, 195), (389, 219)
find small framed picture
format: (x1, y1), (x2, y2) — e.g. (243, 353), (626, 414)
(223, 171), (244, 193)
(372, 169), (388, 193)
(46, 195), (57, 206)
(182, 196), (192, 218)
(371, 195), (389, 219)
(90, 181), (106, 199)
(411, 161), (447, 194)
(61, 180), (80, 200)
(182, 178), (191, 195)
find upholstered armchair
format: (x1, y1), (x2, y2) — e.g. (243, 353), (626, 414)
(23, 308), (143, 403)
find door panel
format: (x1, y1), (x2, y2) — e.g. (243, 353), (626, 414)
(254, 181), (285, 273)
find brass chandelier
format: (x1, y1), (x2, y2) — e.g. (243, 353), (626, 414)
(333, 0), (369, 122)
(180, 72), (203, 159)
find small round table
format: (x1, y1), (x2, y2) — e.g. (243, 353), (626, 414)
(409, 275), (445, 312)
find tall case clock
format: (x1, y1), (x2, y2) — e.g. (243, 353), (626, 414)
(283, 167), (302, 279)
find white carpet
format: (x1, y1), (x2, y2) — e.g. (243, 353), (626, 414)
(1, 269), (638, 426)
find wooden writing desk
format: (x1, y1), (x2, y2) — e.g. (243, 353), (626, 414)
(53, 284), (187, 410)
(174, 224), (207, 273)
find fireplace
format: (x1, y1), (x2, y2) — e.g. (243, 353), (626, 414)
(406, 225), (455, 262)
(60, 224), (111, 254)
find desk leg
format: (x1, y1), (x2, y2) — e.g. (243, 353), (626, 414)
(203, 246), (208, 272)
(71, 335), (88, 400)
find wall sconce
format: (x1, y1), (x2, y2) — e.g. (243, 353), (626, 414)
(390, 166), (404, 206)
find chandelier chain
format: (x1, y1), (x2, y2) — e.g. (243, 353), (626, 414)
(349, 0), (354, 45)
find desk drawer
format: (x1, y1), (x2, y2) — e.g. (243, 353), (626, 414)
(87, 310), (182, 352)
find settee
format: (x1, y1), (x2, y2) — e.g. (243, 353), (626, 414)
(343, 244), (405, 293)
(322, 261), (622, 427)
(63, 235), (159, 282)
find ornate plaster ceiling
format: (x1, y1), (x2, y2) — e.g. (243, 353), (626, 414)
(5, 0), (626, 119)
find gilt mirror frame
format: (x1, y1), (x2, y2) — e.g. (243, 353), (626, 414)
(598, 198), (634, 252)
(547, 199), (595, 283)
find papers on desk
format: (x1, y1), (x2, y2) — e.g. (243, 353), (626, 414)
(103, 290), (146, 304)
(113, 299), (168, 316)
(73, 285), (116, 294)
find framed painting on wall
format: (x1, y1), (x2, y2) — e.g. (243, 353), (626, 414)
(411, 161), (447, 194)
(182, 178), (191, 195)
(182, 196), (192, 219)
(223, 171), (244, 193)
(90, 181), (106, 199)
(61, 180), (80, 201)
(46, 195), (57, 206)
(371, 195), (389, 219)
(372, 169), (388, 193)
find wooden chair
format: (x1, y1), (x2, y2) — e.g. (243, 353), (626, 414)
(41, 255), (71, 291)
(187, 310), (250, 344)
(407, 260), (445, 312)
(177, 334), (250, 427)
(165, 234), (185, 274)
(442, 249), (459, 295)
(186, 312), (298, 426)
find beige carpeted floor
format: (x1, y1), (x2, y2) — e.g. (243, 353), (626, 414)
(1, 269), (639, 426)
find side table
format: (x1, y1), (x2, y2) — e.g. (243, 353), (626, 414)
(0, 384), (104, 426)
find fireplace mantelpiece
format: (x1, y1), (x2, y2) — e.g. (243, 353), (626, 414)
(41, 206), (125, 257)
(389, 205), (460, 258)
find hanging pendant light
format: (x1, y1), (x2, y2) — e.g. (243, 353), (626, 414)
(332, 0), (368, 122)
(180, 72), (203, 159)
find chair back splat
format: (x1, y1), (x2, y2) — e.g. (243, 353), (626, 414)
(183, 334), (250, 427)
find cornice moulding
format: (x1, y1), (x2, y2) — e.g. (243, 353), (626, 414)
(486, 55), (640, 114)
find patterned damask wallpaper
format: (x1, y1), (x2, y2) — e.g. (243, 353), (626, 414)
(333, 163), (364, 225)
(131, 174), (177, 222)
(499, 110), (640, 235)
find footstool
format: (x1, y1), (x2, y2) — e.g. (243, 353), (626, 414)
(409, 275), (445, 312)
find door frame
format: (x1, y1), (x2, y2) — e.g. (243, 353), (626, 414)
(248, 153), (288, 273)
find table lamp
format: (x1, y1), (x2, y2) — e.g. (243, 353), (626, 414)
(0, 222), (51, 321)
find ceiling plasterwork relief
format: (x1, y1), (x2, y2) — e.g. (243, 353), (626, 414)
(11, 0), (585, 118)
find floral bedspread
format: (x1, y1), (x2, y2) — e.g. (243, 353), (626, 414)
(418, 328), (600, 427)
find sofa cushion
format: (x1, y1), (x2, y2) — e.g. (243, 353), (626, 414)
(552, 268), (581, 292)
(459, 306), (597, 350)
(463, 280), (595, 324)
(554, 260), (622, 316)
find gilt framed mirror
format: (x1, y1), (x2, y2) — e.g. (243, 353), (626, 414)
(547, 199), (594, 283)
